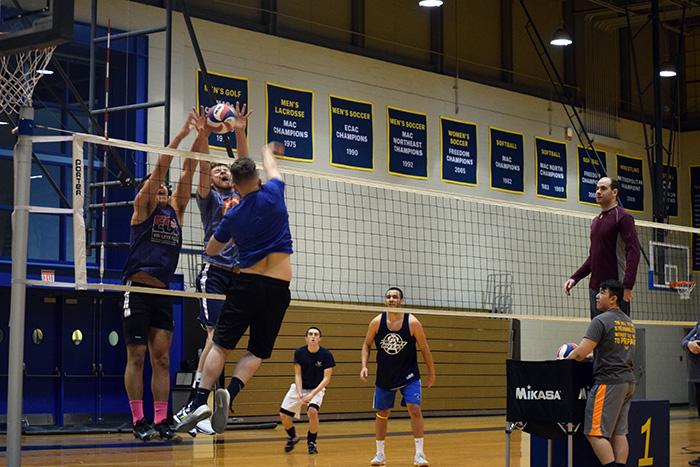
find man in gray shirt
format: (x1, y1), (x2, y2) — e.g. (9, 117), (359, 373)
(568, 279), (636, 467)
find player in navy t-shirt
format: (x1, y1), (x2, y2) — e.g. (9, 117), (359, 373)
(121, 111), (202, 443)
(279, 326), (335, 454)
(174, 103), (251, 436)
(175, 142), (293, 434)
(360, 287), (436, 467)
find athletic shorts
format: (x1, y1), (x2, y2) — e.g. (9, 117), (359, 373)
(279, 383), (326, 419)
(122, 281), (174, 345)
(196, 263), (238, 328)
(584, 381), (635, 438)
(373, 379), (422, 410)
(213, 273), (290, 359)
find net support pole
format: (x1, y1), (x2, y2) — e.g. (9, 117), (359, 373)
(7, 106), (34, 467)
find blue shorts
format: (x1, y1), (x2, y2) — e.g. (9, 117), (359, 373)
(373, 379), (422, 410)
(196, 263), (237, 328)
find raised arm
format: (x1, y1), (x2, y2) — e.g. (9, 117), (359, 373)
(233, 101), (252, 159)
(172, 110), (206, 220)
(360, 316), (380, 382)
(410, 315), (436, 388)
(261, 142), (283, 181)
(132, 114), (195, 224)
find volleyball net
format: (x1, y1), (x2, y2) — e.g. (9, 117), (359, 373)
(21, 132), (700, 324)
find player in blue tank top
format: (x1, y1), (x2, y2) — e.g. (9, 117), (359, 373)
(121, 111), (202, 444)
(175, 142), (294, 435)
(360, 287), (436, 467)
(174, 103), (252, 436)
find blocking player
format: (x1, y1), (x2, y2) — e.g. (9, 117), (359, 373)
(360, 287), (436, 467)
(121, 111), (201, 443)
(279, 326), (335, 454)
(175, 102), (251, 435)
(174, 142), (293, 434)
(568, 279), (636, 467)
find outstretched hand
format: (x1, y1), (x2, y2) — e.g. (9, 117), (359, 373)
(176, 109), (200, 138)
(233, 101), (252, 131)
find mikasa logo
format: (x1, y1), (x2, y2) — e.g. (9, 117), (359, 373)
(515, 385), (562, 400)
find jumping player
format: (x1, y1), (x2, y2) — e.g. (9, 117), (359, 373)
(122, 111), (201, 443)
(360, 287), (436, 467)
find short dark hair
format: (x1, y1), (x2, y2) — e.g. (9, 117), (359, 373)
(306, 326), (322, 337)
(210, 162), (231, 171)
(136, 174), (171, 196)
(386, 287), (404, 299)
(230, 158), (258, 184)
(599, 279), (624, 305)
(609, 178), (621, 194)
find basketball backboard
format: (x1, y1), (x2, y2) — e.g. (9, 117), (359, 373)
(648, 241), (691, 290)
(0, 0), (73, 54)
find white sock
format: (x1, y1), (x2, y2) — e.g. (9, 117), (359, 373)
(193, 371), (203, 388)
(414, 437), (424, 455)
(376, 440), (385, 455)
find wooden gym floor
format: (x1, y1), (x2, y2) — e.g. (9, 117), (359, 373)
(2, 408), (699, 466)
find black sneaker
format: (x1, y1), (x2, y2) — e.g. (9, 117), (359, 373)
(308, 441), (318, 454)
(689, 458), (700, 466)
(154, 422), (183, 443)
(132, 418), (156, 441)
(284, 436), (300, 452)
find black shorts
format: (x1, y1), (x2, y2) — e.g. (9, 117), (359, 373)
(213, 273), (291, 359)
(122, 281), (174, 345)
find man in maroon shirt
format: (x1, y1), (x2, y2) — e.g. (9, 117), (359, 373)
(564, 177), (641, 318)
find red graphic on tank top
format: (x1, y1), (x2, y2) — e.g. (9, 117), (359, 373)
(222, 195), (240, 215)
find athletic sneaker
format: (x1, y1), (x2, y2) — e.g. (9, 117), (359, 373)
(413, 452), (430, 466)
(187, 428), (197, 438)
(370, 452), (386, 466)
(154, 422), (183, 443)
(173, 402), (212, 433)
(307, 441), (318, 454)
(196, 418), (216, 435)
(284, 435), (300, 452)
(211, 388), (231, 434)
(689, 458), (700, 466)
(132, 418), (156, 441)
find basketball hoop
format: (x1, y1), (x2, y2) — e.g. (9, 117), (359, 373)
(670, 280), (696, 300)
(0, 46), (56, 116)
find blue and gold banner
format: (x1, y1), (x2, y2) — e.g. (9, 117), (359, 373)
(329, 95), (373, 171)
(387, 106), (427, 179)
(691, 167), (700, 271)
(577, 147), (607, 205)
(616, 154), (644, 212)
(441, 117), (477, 186)
(535, 137), (567, 200)
(196, 70), (249, 152)
(490, 127), (524, 194)
(266, 82), (314, 161)
(662, 165), (678, 217)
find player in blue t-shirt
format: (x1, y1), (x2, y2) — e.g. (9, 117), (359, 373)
(360, 287), (436, 467)
(174, 103), (251, 436)
(175, 142), (293, 435)
(121, 111), (202, 443)
(279, 326), (335, 454)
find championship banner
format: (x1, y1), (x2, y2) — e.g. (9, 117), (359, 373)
(490, 127), (524, 194)
(329, 95), (373, 171)
(577, 147), (607, 206)
(691, 167), (700, 271)
(441, 117), (477, 186)
(266, 82), (314, 161)
(387, 106), (428, 179)
(535, 137), (567, 200)
(616, 154), (644, 212)
(662, 165), (678, 217)
(196, 70), (249, 152)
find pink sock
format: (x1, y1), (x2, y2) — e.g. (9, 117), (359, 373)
(154, 401), (168, 425)
(129, 400), (144, 425)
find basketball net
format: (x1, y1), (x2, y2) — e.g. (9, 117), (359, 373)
(0, 47), (56, 116)
(670, 281), (696, 300)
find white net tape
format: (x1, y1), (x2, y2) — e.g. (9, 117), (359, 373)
(0, 47), (56, 116)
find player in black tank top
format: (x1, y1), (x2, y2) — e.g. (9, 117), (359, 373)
(360, 287), (436, 467)
(122, 112), (202, 443)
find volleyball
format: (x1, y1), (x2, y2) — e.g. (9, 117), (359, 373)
(206, 103), (236, 134)
(556, 343), (577, 360)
